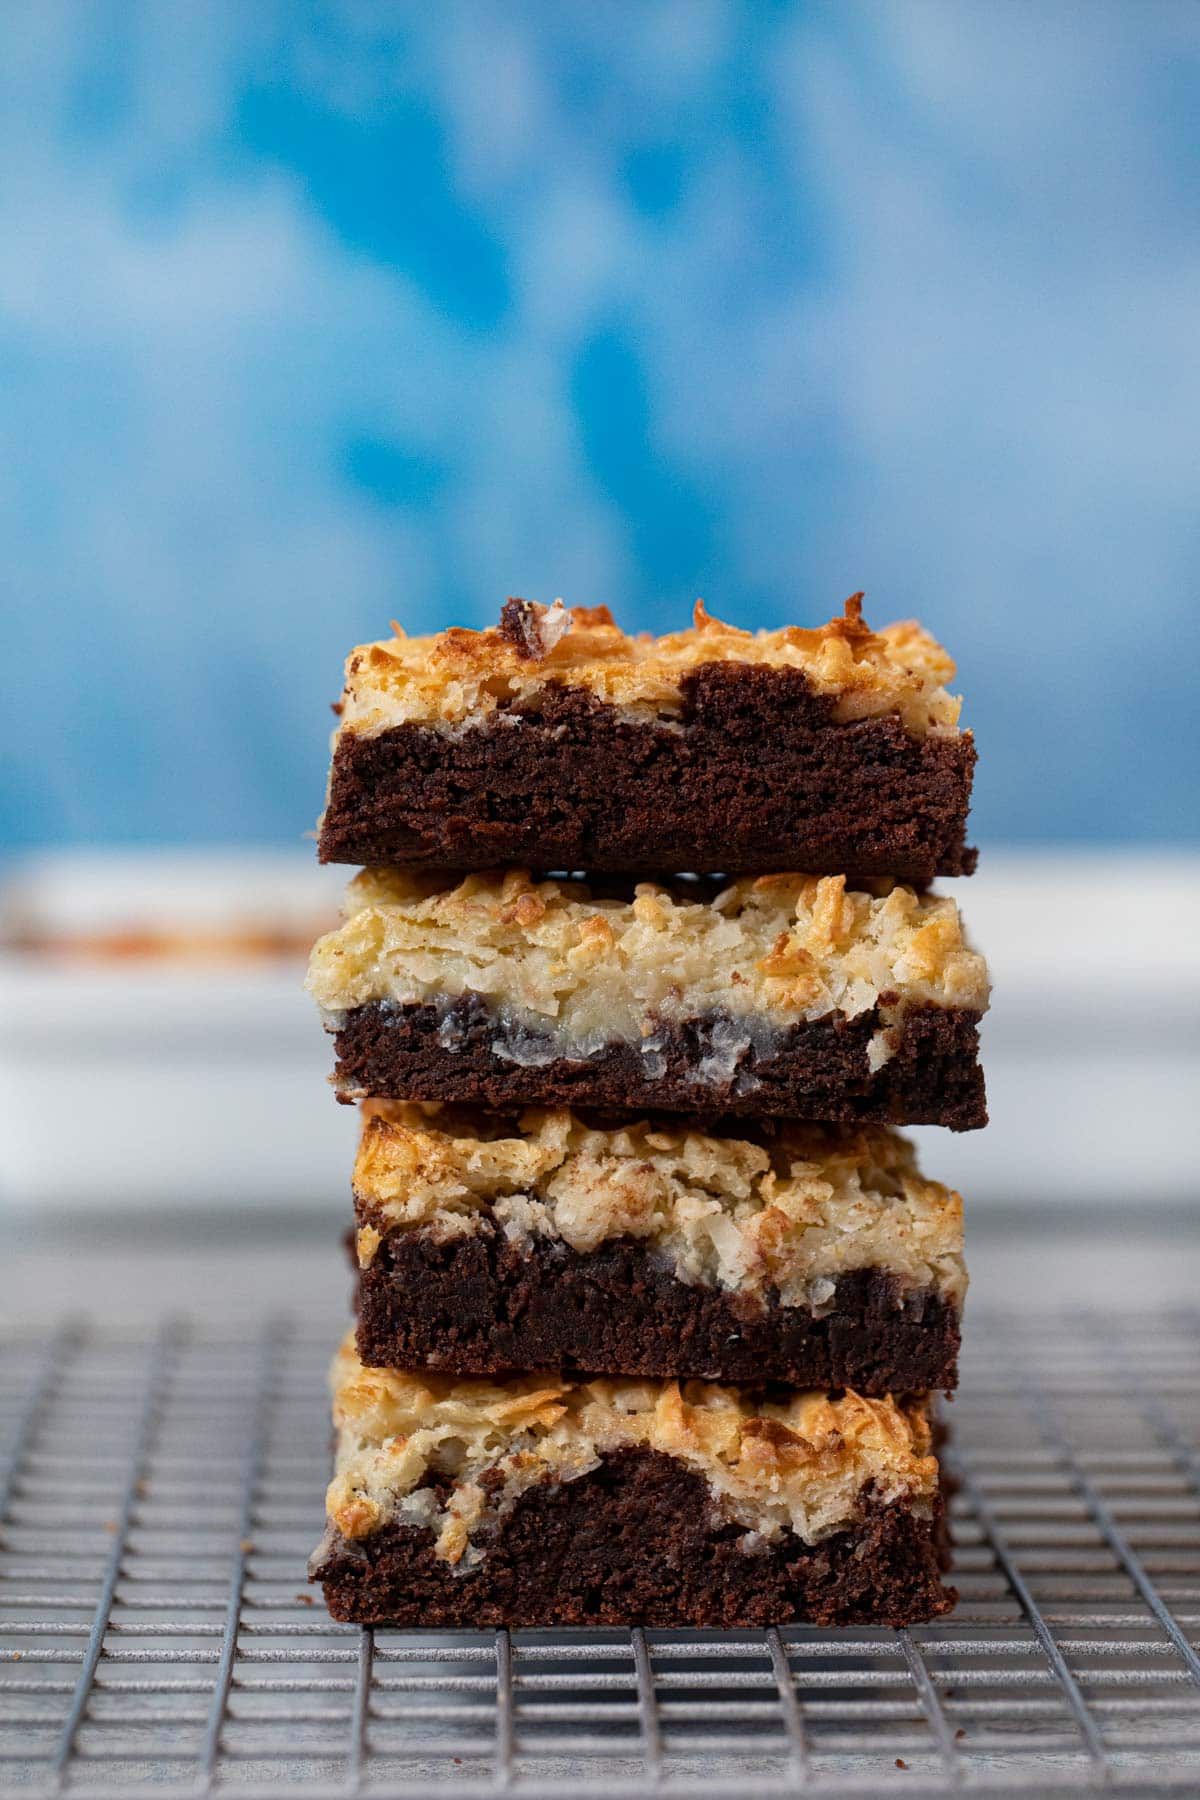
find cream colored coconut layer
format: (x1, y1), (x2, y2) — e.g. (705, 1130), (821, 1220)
(353, 1103), (966, 1312)
(306, 868), (988, 1072)
(333, 596), (963, 742)
(324, 1333), (938, 1567)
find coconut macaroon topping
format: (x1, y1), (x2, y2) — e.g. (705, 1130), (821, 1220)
(323, 1334), (938, 1568)
(353, 1103), (966, 1312)
(306, 867), (989, 1065)
(332, 595), (964, 743)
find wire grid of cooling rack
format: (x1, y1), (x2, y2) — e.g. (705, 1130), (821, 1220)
(2, 1309), (1199, 1798)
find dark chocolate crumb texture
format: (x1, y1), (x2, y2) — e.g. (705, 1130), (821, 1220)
(357, 1243), (960, 1392)
(308, 869), (988, 1127)
(349, 1103), (965, 1391)
(317, 596), (976, 879)
(331, 995), (985, 1127)
(311, 1337), (954, 1629)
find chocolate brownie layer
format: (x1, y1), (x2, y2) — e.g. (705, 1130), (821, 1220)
(332, 996), (987, 1128)
(356, 1239), (961, 1391)
(314, 1445), (954, 1628)
(320, 667), (976, 878)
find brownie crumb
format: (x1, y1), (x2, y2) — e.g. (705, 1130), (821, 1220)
(333, 996), (987, 1130)
(498, 596), (570, 659)
(356, 1241), (961, 1393)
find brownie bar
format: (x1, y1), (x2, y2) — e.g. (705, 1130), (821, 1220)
(320, 664), (976, 879)
(332, 995), (986, 1126)
(349, 1102), (964, 1386)
(313, 1338), (953, 1629)
(319, 596), (974, 880)
(308, 867), (989, 1127)
(356, 1243), (960, 1391)
(314, 1444), (953, 1629)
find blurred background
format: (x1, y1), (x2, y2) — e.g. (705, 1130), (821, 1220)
(1, 1), (1197, 1229)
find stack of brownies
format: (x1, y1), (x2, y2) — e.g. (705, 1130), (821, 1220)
(306, 594), (988, 1629)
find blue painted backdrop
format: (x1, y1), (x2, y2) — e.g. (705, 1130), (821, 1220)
(2, 1), (1196, 848)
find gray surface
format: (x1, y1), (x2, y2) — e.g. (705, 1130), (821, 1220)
(2, 1233), (1200, 1796)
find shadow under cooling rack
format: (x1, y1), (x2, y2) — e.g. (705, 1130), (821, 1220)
(2, 1310), (1200, 1796)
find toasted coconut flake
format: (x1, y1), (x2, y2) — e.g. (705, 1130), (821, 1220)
(332, 596), (964, 740)
(307, 868), (989, 1047)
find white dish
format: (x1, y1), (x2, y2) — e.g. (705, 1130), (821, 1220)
(0, 850), (354, 1212)
(1, 846), (1196, 1212)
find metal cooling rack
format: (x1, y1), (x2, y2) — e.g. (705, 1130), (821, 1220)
(2, 1310), (1200, 1797)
